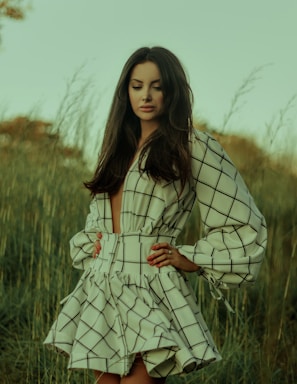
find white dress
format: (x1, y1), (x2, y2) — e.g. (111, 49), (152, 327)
(44, 130), (267, 378)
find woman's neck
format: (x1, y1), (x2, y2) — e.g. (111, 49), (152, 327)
(139, 120), (159, 147)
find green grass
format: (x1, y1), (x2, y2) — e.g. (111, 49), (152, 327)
(0, 120), (296, 383)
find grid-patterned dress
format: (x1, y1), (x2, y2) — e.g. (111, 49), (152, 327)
(44, 130), (267, 378)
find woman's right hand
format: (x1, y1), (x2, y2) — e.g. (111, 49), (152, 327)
(92, 232), (102, 258)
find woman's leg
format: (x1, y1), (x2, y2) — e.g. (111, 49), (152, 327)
(93, 371), (121, 384)
(120, 358), (166, 384)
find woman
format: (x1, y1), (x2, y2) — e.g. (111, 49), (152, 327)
(44, 47), (267, 383)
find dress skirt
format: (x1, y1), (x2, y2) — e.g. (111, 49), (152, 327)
(44, 232), (221, 378)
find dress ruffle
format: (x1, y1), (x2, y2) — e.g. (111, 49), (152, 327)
(44, 130), (266, 377)
(44, 234), (221, 377)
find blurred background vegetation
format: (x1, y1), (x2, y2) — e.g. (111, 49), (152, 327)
(0, 105), (296, 383)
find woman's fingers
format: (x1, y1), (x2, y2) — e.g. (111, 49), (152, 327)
(93, 232), (102, 258)
(150, 242), (170, 251)
(148, 242), (200, 272)
(148, 253), (171, 267)
(147, 243), (174, 267)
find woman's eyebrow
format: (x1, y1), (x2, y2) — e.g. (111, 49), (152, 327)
(130, 78), (161, 84)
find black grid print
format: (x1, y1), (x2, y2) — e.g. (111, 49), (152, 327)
(44, 130), (267, 378)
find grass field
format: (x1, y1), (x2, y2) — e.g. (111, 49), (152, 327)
(0, 118), (296, 383)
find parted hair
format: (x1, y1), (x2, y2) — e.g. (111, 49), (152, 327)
(85, 46), (194, 196)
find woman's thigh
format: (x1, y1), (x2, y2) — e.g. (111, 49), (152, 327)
(94, 371), (121, 384)
(120, 357), (166, 384)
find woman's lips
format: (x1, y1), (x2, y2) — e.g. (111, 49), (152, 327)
(140, 106), (155, 112)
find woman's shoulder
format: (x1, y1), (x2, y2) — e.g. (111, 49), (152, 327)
(189, 128), (224, 159)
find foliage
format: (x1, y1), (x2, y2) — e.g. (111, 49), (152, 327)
(0, 0), (28, 45)
(0, 0), (24, 20)
(0, 117), (296, 383)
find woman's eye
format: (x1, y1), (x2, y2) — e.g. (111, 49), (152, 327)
(132, 86), (142, 90)
(153, 86), (162, 91)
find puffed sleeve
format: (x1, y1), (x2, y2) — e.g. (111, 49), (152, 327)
(69, 198), (99, 270)
(177, 130), (267, 292)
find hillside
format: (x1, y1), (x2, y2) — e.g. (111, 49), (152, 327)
(0, 116), (82, 158)
(0, 116), (268, 168)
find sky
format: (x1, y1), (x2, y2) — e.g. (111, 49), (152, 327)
(1, 0), (297, 159)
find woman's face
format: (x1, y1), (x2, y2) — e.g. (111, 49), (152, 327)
(128, 61), (164, 126)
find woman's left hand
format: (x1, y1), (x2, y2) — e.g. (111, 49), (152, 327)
(147, 242), (200, 272)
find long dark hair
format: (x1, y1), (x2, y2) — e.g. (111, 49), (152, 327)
(85, 46), (194, 196)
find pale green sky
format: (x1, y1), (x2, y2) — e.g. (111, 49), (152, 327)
(1, 0), (297, 157)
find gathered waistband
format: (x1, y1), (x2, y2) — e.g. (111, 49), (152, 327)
(91, 232), (177, 275)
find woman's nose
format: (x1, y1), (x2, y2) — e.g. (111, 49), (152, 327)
(142, 91), (152, 101)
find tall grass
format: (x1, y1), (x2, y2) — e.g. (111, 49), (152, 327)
(0, 115), (296, 384)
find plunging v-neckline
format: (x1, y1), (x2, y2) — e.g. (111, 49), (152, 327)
(108, 152), (140, 233)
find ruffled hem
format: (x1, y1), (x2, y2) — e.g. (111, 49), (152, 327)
(44, 331), (220, 377)
(145, 345), (220, 377)
(44, 263), (221, 377)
